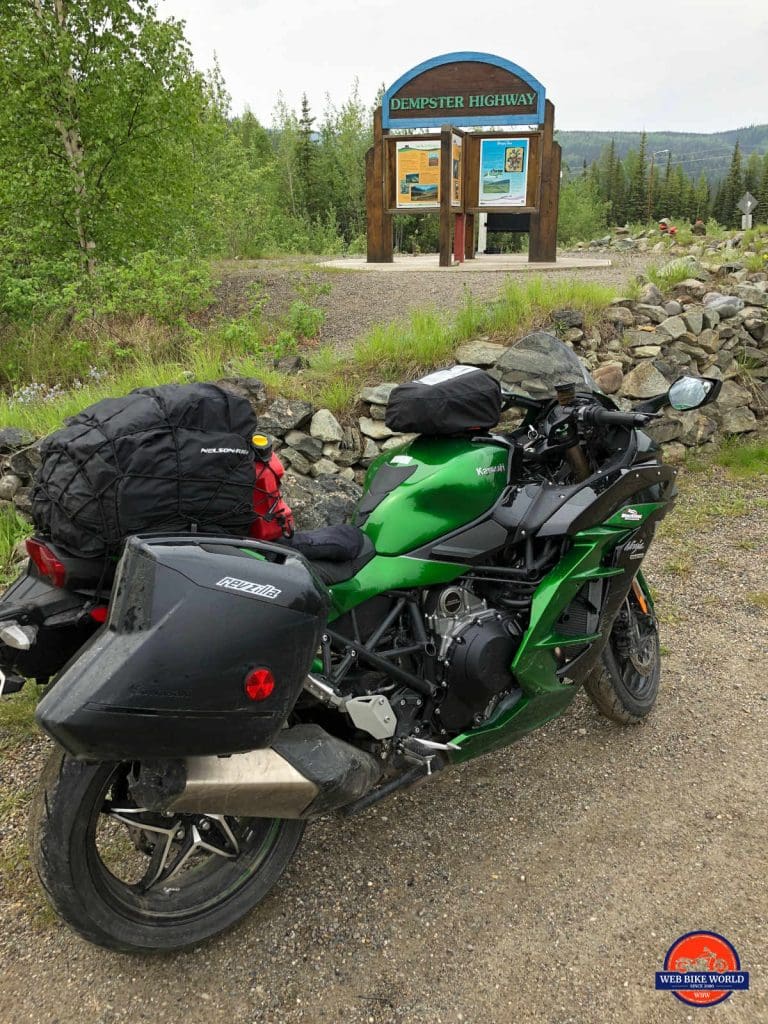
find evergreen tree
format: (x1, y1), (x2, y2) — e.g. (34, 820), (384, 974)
(758, 155), (768, 225)
(693, 174), (710, 221)
(296, 93), (319, 219)
(609, 158), (627, 224)
(719, 142), (744, 228)
(624, 132), (648, 222)
(744, 152), (762, 197)
(658, 153), (674, 219)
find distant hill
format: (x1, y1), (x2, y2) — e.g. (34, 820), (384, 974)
(555, 124), (768, 182)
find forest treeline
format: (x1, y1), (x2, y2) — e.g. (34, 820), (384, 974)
(2, 0), (768, 323)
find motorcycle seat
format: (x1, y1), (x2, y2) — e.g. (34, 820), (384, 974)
(281, 525), (376, 586)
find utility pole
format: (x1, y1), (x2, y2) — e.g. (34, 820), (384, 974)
(647, 149), (670, 223)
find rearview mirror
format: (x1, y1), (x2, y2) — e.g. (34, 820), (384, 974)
(668, 376), (722, 411)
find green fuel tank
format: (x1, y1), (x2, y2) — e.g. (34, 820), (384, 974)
(358, 437), (509, 556)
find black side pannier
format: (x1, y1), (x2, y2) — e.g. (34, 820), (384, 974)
(385, 365), (501, 436)
(31, 383), (258, 558)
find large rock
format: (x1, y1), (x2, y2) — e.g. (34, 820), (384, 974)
(259, 396), (313, 435)
(0, 428), (35, 453)
(281, 472), (363, 531)
(0, 474), (22, 500)
(623, 329), (658, 348)
(592, 362), (623, 394)
(715, 380), (752, 411)
(672, 279), (708, 301)
(639, 283), (664, 306)
(455, 340), (507, 367)
(647, 416), (684, 444)
(12, 487), (33, 517)
(358, 417), (394, 440)
(696, 329), (722, 354)
(683, 309), (704, 335)
(678, 410), (717, 446)
(381, 433), (419, 451)
(309, 408), (344, 443)
(309, 458), (339, 478)
(360, 383), (398, 405)
(550, 308), (584, 329)
(703, 292), (745, 318)
(621, 361), (669, 399)
(603, 306), (635, 328)
(656, 316), (688, 341)
(635, 303), (667, 324)
(719, 406), (757, 434)
(335, 426), (364, 467)
(8, 443), (42, 480)
(734, 284), (768, 308)
(216, 377), (268, 415)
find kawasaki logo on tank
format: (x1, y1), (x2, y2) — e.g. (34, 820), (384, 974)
(476, 465), (505, 477)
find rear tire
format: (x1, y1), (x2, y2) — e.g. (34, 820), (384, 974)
(30, 749), (305, 953)
(583, 585), (660, 724)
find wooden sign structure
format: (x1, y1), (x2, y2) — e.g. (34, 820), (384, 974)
(366, 52), (561, 265)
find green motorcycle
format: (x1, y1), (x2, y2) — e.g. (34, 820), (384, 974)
(31, 333), (719, 953)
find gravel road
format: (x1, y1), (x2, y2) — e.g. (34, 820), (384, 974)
(1, 462), (766, 1024)
(212, 251), (656, 347)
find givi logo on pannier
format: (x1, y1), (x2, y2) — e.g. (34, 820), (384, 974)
(216, 577), (282, 599)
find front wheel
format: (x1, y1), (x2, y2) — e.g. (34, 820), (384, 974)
(583, 580), (660, 723)
(30, 749), (305, 953)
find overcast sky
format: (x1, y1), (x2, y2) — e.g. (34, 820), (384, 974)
(159, 0), (767, 134)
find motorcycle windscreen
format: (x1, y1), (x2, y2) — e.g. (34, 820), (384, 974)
(36, 536), (329, 760)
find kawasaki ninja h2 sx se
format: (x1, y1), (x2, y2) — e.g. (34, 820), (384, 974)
(28, 334), (720, 953)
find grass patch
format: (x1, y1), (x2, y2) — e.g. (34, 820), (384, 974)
(747, 591), (768, 610)
(715, 438), (768, 478)
(0, 276), (621, 434)
(0, 505), (31, 587)
(646, 259), (701, 291)
(0, 683), (39, 749)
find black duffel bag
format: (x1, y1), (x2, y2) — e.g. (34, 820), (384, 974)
(385, 365), (501, 436)
(31, 383), (258, 558)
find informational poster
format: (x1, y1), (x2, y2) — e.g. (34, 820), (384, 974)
(451, 134), (462, 207)
(478, 137), (529, 207)
(396, 141), (440, 208)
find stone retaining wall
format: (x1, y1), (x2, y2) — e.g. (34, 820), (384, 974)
(1, 255), (765, 529)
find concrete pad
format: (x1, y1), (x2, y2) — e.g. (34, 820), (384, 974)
(320, 252), (612, 273)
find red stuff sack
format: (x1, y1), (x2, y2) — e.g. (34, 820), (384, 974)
(249, 452), (294, 541)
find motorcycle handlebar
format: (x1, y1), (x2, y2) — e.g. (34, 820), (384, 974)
(578, 406), (655, 428)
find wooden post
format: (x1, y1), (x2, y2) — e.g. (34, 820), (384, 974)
(366, 107), (392, 263)
(464, 212), (475, 259)
(528, 100), (559, 263)
(453, 214), (466, 263)
(439, 125), (453, 267)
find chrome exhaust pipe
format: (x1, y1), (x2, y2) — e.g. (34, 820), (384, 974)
(147, 724), (383, 820)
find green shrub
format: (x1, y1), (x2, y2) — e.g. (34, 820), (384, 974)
(85, 252), (216, 324)
(557, 177), (609, 245)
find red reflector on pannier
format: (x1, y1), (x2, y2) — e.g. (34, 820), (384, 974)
(244, 668), (275, 701)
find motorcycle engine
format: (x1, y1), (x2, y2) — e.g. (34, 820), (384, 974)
(425, 584), (522, 732)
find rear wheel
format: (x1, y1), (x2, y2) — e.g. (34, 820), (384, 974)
(584, 582), (660, 723)
(30, 749), (305, 953)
